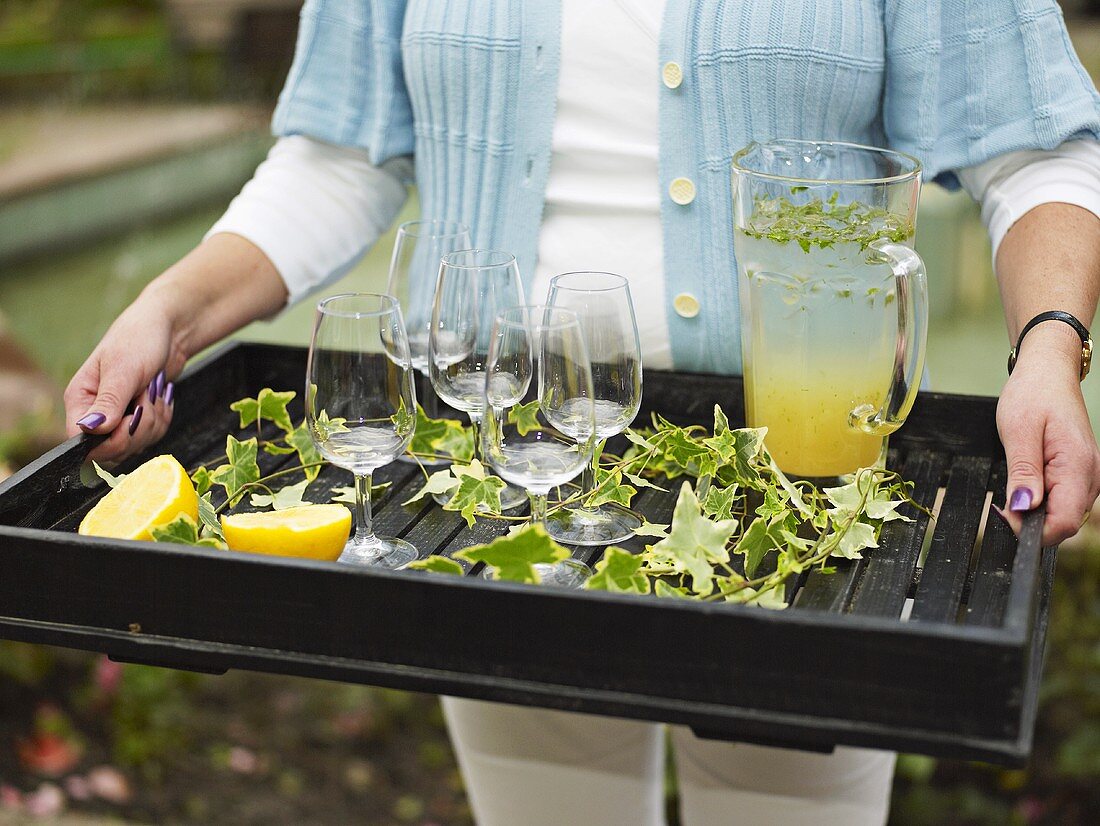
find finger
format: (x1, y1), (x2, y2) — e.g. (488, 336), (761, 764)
(76, 367), (164, 436)
(86, 404), (146, 465)
(1001, 414), (1046, 519)
(1039, 449), (1100, 545)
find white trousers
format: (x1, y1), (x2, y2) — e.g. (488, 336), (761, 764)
(442, 697), (895, 826)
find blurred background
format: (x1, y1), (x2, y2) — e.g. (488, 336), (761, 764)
(1, 1), (1099, 823)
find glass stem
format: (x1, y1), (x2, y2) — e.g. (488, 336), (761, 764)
(469, 411), (483, 462)
(580, 461), (596, 497)
(529, 491), (548, 526)
(354, 471), (375, 542)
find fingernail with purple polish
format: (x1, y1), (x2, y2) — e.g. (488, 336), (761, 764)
(155, 370), (166, 399)
(77, 412), (106, 431)
(1009, 488), (1033, 512)
(164, 382), (175, 406)
(128, 405), (144, 436)
(148, 378), (158, 401)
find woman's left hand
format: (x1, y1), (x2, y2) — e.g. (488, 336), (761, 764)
(996, 326), (1100, 545)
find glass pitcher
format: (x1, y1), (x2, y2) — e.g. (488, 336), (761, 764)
(731, 140), (928, 480)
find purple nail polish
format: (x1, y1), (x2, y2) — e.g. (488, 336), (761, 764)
(148, 378), (158, 401)
(128, 405), (144, 436)
(164, 382), (175, 406)
(155, 370), (166, 399)
(76, 412), (106, 430)
(1009, 488), (1033, 512)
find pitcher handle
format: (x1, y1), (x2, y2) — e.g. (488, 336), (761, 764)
(849, 239), (929, 436)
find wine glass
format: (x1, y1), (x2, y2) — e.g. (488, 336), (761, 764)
(482, 306), (597, 587)
(387, 219), (471, 465)
(544, 272), (643, 545)
(306, 293), (418, 568)
(429, 249), (528, 510)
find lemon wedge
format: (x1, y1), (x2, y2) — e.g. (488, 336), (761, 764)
(220, 505), (351, 561)
(79, 455), (198, 541)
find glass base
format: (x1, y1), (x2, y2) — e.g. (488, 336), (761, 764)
(544, 504), (642, 546)
(337, 536), (418, 569)
(482, 558), (592, 588)
(433, 480), (528, 511)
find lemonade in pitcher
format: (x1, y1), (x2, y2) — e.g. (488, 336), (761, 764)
(732, 141), (928, 481)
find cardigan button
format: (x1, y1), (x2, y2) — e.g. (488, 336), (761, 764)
(669, 177), (696, 205)
(673, 293), (700, 318)
(662, 61), (683, 89)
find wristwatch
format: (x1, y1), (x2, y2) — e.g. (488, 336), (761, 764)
(1007, 310), (1093, 381)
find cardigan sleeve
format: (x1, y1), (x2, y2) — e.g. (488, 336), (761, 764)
(882, 0), (1100, 190)
(272, 0), (414, 163)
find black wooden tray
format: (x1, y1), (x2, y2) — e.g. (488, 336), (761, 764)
(0, 342), (1053, 765)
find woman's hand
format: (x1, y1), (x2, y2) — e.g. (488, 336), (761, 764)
(63, 233), (289, 465)
(64, 286), (184, 465)
(996, 323), (1100, 544)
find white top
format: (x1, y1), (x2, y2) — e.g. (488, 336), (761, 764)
(208, 0), (1100, 367)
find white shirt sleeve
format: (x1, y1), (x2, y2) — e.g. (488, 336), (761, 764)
(205, 135), (413, 305)
(956, 139), (1100, 261)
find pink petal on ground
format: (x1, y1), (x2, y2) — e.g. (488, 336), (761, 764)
(87, 766), (133, 804)
(0, 784), (22, 811)
(23, 783), (65, 817)
(228, 747), (259, 775)
(64, 775), (92, 801)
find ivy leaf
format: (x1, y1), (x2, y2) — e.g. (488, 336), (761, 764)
(825, 476), (910, 523)
(330, 482), (391, 503)
(250, 479), (310, 511)
(445, 460), (507, 527)
(92, 461), (124, 489)
(454, 524), (570, 584)
(286, 423), (324, 482)
(408, 407), (474, 462)
(262, 442), (296, 456)
(230, 389), (296, 434)
(624, 429), (657, 451)
(150, 514), (222, 548)
(733, 516), (780, 578)
(209, 435), (260, 506)
(704, 419), (767, 490)
(586, 547), (650, 594)
(828, 520), (878, 559)
(407, 556), (465, 576)
(634, 519), (670, 539)
(585, 468), (636, 509)
(402, 469), (461, 507)
(756, 486), (789, 520)
(647, 482), (738, 594)
(191, 466), (212, 497)
(716, 573), (788, 609)
(701, 483), (739, 521)
(654, 580), (692, 599)
(507, 400), (542, 436)
(624, 472), (666, 492)
(197, 493), (224, 542)
(661, 427), (716, 478)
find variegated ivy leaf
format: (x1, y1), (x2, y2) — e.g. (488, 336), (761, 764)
(330, 482), (391, 503)
(586, 547), (650, 594)
(633, 519), (670, 539)
(197, 492), (224, 541)
(701, 483), (739, 521)
(191, 466), (212, 496)
(624, 472), (666, 492)
(150, 514), (223, 548)
(250, 479), (310, 511)
(444, 460), (507, 527)
(585, 468), (636, 509)
(408, 407), (474, 462)
(92, 461), (125, 488)
(230, 388), (296, 434)
(646, 482), (738, 594)
(716, 573), (788, 610)
(507, 400), (542, 436)
(401, 469), (461, 506)
(654, 580), (692, 599)
(407, 556), (465, 576)
(824, 475), (911, 522)
(209, 435), (260, 506)
(454, 524), (570, 584)
(286, 423), (323, 481)
(827, 520), (878, 560)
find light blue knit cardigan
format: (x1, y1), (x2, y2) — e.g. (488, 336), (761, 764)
(272, 0), (1100, 375)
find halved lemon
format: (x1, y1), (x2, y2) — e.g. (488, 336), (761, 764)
(79, 455), (198, 541)
(220, 505), (351, 561)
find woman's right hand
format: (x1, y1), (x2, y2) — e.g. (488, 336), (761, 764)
(64, 287), (185, 465)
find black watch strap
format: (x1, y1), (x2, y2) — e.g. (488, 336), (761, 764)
(1007, 310), (1093, 381)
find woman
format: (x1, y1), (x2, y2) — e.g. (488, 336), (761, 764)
(65, 1), (1100, 823)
